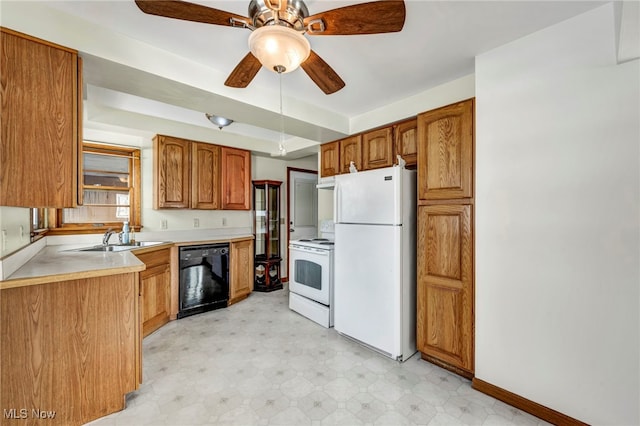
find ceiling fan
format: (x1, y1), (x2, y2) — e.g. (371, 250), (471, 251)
(134, 0), (406, 94)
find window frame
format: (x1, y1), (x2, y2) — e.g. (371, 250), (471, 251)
(45, 142), (142, 235)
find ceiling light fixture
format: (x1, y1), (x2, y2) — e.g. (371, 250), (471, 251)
(206, 113), (234, 130)
(248, 25), (310, 74)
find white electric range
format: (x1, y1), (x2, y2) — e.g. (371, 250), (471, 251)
(288, 223), (335, 327)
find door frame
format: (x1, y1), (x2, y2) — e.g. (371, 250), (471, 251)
(286, 167), (318, 281)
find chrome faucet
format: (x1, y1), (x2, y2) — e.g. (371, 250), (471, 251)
(102, 228), (115, 246)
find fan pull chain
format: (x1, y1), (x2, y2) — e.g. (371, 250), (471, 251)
(278, 71), (286, 156)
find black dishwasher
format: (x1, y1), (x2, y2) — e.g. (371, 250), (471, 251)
(178, 243), (229, 319)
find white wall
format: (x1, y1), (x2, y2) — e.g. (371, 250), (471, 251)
(475, 4), (640, 425)
(350, 74), (475, 133)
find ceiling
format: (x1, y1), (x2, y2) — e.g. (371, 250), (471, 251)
(1, 1), (610, 158)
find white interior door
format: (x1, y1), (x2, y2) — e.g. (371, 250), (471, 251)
(289, 170), (318, 240)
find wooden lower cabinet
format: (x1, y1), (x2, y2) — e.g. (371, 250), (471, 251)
(417, 204), (474, 376)
(136, 248), (172, 338)
(230, 239), (254, 304)
(0, 273), (140, 425)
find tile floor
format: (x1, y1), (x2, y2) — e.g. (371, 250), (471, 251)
(89, 287), (550, 426)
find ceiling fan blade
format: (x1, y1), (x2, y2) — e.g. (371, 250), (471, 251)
(301, 50), (345, 95)
(135, 0), (251, 27)
(225, 53), (262, 88)
(304, 0), (405, 35)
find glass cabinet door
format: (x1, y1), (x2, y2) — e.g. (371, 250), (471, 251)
(254, 185), (266, 257)
(252, 180), (282, 292)
(268, 184), (280, 259)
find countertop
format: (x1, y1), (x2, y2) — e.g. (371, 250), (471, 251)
(0, 246), (146, 289)
(0, 234), (254, 290)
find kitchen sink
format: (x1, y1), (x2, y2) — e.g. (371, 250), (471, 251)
(78, 245), (133, 252)
(129, 241), (168, 247)
(75, 241), (168, 252)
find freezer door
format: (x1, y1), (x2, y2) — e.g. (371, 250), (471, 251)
(334, 223), (402, 358)
(335, 167), (401, 225)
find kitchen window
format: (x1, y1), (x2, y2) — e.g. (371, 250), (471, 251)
(45, 142), (141, 235)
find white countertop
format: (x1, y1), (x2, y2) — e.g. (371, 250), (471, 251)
(1, 245), (146, 289)
(0, 229), (254, 289)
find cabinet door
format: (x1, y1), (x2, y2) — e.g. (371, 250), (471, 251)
(362, 127), (394, 170)
(191, 142), (221, 209)
(320, 141), (340, 178)
(417, 99), (473, 200)
(417, 204), (473, 374)
(137, 248), (172, 337)
(394, 118), (417, 167)
(153, 135), (191, 209)
(221, 147), (251, 210)
(1, 274), (139, 425)
(230, 239), (254, 304)
(140, 264), (171, 337)
(339, 135), (362, 173)
(0, 29), (80, 207)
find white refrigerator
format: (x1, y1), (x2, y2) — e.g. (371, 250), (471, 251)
(333, 165), (417, 361)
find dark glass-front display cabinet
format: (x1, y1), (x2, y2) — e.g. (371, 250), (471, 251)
(253, 180), (282, 291)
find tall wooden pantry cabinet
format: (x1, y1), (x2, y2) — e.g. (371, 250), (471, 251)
(416, 98), (475, 378)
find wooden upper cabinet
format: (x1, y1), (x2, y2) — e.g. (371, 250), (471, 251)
(320, 141), (340, 178)
(362, 127), (394, 170)
(153, 135), (191, 209)
(417, 204), (474, 375)
(153, 136), (250, 210)
(394, 118), (417, 168)
(339, 135), (362, 173)
(221, 147), (251, 210)
(417, 99), (474, 200)
(0, 28), (81, 208)
(191, 142), (221, 209)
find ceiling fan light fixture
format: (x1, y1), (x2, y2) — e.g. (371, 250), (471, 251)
(248, 25), (310, 73)
(205, 113), (234, 129)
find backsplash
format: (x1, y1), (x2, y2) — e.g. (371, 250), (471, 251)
(0, 205), (252, 259)
(0, 206), (31, 258)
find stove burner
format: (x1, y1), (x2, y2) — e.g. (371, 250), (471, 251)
(312, 238), (329, 241)
(320, 242), (334, 245)
(299, 239), (312, 242)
